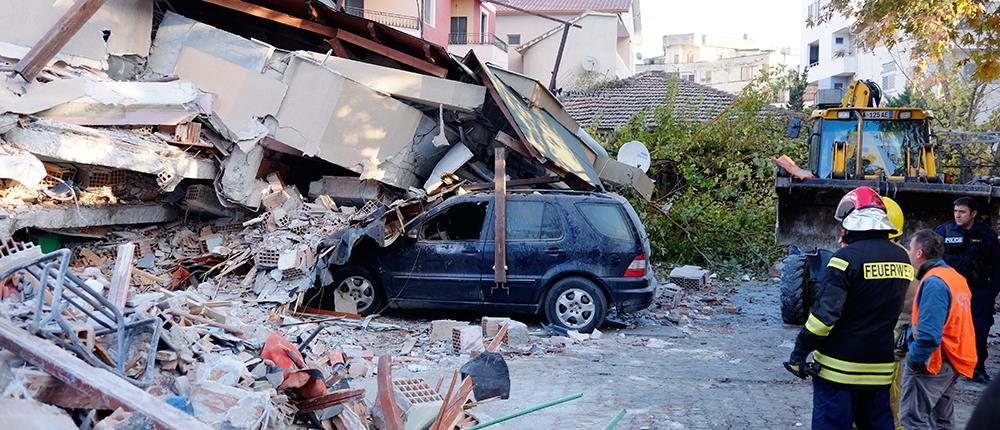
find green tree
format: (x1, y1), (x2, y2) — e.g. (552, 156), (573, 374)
(786, 66), (810, 112)
(816, 0), (1000, 81)
(601, 73), (806, 273)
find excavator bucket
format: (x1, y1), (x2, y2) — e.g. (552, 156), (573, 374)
(775, 177), (1000, 251)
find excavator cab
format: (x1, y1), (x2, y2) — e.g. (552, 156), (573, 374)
(774, 80), (1000, 324)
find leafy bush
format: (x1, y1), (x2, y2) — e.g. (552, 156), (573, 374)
(601, 72), (806, 274)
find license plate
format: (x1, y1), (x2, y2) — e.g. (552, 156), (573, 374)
(861, 110), (893, 120)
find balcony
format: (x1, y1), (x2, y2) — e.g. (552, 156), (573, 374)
(448, 33), (508, 52)
(345, 6), (419, 30)
(447, 33), (508, 69)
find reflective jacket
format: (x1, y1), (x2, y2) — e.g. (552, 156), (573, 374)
(935, 221), (999, 290)
(793, 231), (912, 388)
(910, 263), (977, 378)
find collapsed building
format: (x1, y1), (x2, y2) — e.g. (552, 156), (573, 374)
(0, 0), (653, 429)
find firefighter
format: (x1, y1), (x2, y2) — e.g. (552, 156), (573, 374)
(784, 187), (912, 430)
(935, 196), (1000, 384)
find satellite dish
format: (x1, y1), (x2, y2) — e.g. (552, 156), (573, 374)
(581, 56), (598, 72)
(617, 140), (651, 172)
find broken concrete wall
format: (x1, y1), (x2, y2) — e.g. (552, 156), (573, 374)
(0, 0), (153, 66)
(0, 203), (177, 238)
(2, 118), (217, 189)
(272, 55), (423, 176)
(147, 11), (275, 77)
(175, 47), (287, 145)
(37, 80), (212, 126)
(304, 52), (486, 112)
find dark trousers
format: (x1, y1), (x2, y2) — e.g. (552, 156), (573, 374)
(971, 286), (1000, 374)
(813, 379), (894, 430)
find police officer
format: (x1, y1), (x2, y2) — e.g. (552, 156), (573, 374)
(936, 196), (1000, 384)
(785, 187), (911, 430)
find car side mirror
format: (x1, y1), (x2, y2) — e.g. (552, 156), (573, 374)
(406, 227), (419, 240)
(786, 117), (802, 139)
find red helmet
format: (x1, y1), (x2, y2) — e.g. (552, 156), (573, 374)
(835, 186), (886, 221)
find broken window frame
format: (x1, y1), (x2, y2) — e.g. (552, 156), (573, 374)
(416, 200), (489, 242)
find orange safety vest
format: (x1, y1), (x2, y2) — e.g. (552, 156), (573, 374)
(911, 266), (978, 378)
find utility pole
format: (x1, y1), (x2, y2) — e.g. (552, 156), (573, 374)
(480, 0), (582, 92)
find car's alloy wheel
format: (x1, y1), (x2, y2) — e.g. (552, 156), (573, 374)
(555, 288), (596, 329)
(339, 275), (375, 313)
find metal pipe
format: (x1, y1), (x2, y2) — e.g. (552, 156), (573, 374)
(604, 409), (627, 430)
(549, 23), (571, 92)
(855, 113), (864, 177)
(466, 393), (583, 429)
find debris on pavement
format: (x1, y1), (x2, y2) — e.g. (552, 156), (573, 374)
(0, 0), (662, 428)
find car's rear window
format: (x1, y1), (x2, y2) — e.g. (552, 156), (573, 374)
(576, 202), (634, 242)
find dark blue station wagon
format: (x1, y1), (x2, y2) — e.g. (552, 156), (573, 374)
(314, 190), (655, 332)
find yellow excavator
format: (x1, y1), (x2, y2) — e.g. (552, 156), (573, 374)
(775, 79), (1000, 324)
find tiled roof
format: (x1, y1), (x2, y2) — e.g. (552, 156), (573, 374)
(495, 0), (633, 14)
(561, 71), (777, 130)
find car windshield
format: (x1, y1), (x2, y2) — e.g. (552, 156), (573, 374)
(816, 118), (927, 178)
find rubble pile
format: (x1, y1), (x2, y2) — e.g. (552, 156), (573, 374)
(0, 0), (658, 428)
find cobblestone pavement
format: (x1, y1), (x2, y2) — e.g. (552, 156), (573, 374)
(453, 281), (996, 429)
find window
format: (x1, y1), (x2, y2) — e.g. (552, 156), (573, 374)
(507, 34), (521, 45)
(506, 201), (562, 241)
(577, 203), (634, 242)
(450, 17), (468, 44)
(833, 82), (844, 90)
(481, 12), (488, 44)
(673, 54), (679, 64)
(882, 61), (898, 74)
(419, 202), (487, 241)
(701, 70), (712, 83)
(740, 66), (754, 81)
(835, 36), (844, 44)
(882, 74), (896, 90)
(685, 74), (695, 82)
(422, 0), (434, 25)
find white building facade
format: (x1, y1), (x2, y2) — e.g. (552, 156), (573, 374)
(637, 33), (799, 94)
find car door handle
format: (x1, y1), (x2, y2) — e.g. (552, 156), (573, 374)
(462, 247), (480, 254)
(545, 247), (564, 255)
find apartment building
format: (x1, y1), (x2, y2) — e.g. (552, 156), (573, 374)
(339, 0), (509, 68)
(637, 33), (798, 94)
(494, 0), (642, 90)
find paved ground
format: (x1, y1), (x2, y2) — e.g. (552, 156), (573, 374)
(394, 280), (996, 429)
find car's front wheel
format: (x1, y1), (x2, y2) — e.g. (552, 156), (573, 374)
(543, 277), (608, 333)
(330, 266), (385, 316)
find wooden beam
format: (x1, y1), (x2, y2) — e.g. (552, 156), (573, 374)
(461, 176), (561, 192)
(494, 131), (538, 161)
(335, 31), (447, 77)
(376, 355), (404, 430)
(494, 146), (507, 284)
(328, 38), (353, 59)
(106, 243), (134, 311)
(199, 0), (338, 37)
(13, 0), (108, 83)
(0, 319), (211, 430)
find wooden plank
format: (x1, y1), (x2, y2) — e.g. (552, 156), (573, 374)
(106, 243), (134, 311)
(0, 319), (211, 430)
(376, 355), (404, 430)
(486, 323), (509, 352)
(13, 0), (108, 82)
(335, 31), (447, 78)
(198, 0), (338, 37)
(164, 308), (245, 337)
(494, 146), (507, 284)
(461, 176), (561, 192)
(295, 306), (363, 320)
(329, 38), (353, 59)
(432, 371), (459, 430)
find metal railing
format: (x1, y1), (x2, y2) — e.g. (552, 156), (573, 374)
(448, 32), (508, 51)
(345, 6), (419, 30)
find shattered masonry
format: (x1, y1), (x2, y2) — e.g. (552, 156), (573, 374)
(0, 0), (655, 429)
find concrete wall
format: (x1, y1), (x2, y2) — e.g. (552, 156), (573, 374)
(520, 14), (623, 89)
(636, 50), (800, 96)
(421, 0), (452, 46)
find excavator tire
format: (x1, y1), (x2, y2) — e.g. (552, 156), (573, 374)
(780, 253), (814, 325)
